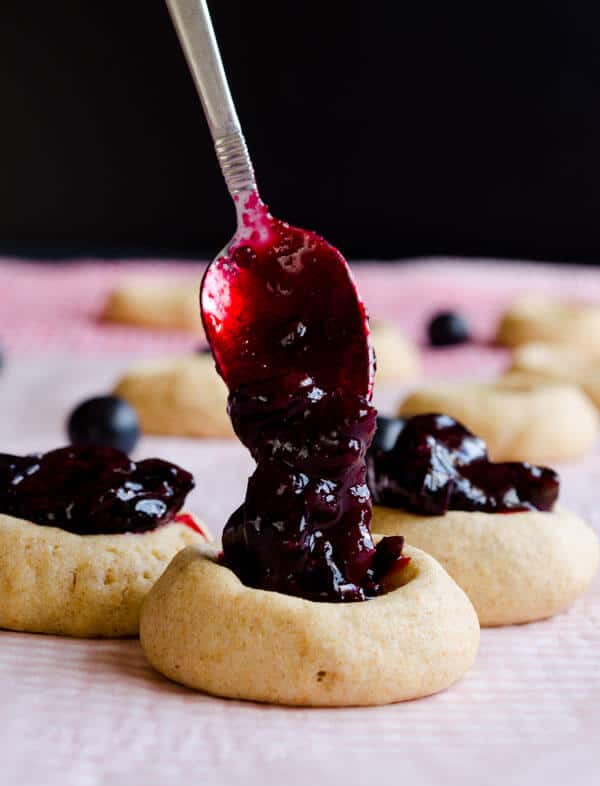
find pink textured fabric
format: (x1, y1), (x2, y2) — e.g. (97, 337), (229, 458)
(0, 258), (599, 786)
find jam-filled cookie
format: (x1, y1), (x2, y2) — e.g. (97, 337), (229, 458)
(0, 446), (208, 637)
(141, 541), (478, 707)
(370, 320), (420, 382)
(102, 280), (203, 333)
(369, 414), (599, 626)
(497, 295), (600, 350)
(510, 342), (600, 409)
(114, 353), (234, 438)
(141, 192), (479, 706)
(399, 374), (598, 462)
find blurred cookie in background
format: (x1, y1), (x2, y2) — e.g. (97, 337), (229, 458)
(102, 279), (203, 333)
(370, 320), (420, 382)
(398, 373), (599, 463)
(114, 353), (233, 438)
(497, 296), (600, 350)
(511, 342), (600, 409)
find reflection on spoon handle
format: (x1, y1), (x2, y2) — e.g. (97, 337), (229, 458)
(165, 0), (256, 196)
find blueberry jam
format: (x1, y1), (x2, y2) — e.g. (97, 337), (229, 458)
(202, 192), (406, 602)
(0, 445), (194, 535)
(367, 414), (559, 515)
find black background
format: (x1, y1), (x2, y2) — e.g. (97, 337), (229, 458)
(1, 1), (600, 262)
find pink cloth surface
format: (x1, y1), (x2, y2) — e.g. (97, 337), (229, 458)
(4, 255), (600, 361)
(0, 258), (599, 786)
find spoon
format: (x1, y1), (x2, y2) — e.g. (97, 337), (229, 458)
(165, 0), (373, 399)
(165, 1), (404, 603)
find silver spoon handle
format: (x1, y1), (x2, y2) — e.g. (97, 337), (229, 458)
(165, 0), (256, 195)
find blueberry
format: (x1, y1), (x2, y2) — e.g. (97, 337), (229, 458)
(194, 345), (212, 355)
(371, 415), (405, 453)
(67, 396), (140, 454)
(427, 311), (471, 346)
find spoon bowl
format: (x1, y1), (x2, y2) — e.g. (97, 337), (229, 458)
(201, 189), (373, 397)
(165, 0), (372, 397)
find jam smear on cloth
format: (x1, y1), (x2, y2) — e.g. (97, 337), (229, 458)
(0, 445), (194, 535)
(367, 413), (559, 516)
(202, 193), (406, 602)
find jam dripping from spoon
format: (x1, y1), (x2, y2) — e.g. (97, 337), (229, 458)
(165, 0), (407, 600)
(203, 193), (406, 601)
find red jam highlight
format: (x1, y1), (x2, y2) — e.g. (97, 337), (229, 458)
(174, 512), (206, 537)
(0, 446), (195, 535)
(202, 192), (406, 602)
(367, 414), (559, 515)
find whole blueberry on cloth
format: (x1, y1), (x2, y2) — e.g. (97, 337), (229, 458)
(427, 311), (471, 346)
(67, 396), (140, 454)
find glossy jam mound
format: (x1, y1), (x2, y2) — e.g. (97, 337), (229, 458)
(202, 193), (374, 395)
(0, 446), (195, 535)
(366, 414), (559, 515)
(202, 192), (406, 602)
